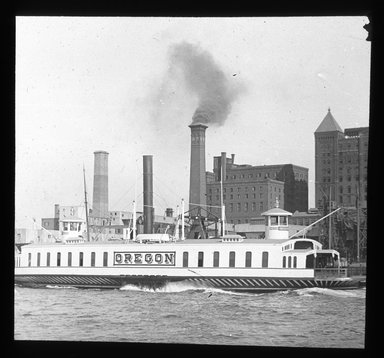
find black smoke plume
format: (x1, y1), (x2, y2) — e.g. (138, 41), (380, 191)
(168, 41), (243, 126)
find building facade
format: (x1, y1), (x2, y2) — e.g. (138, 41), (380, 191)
(206, 153), (308, 224)
(314, 109), (368, 210)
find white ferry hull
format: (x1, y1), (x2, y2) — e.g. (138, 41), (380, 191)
(14, 273), (362, 292)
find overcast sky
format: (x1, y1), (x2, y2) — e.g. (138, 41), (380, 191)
(15, 16), (371, 229)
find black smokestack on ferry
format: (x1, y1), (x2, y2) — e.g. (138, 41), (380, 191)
(143, 155), (154, 234)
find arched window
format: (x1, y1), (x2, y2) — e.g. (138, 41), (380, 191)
(198, 252), (204, 267)
(182, 252), (188, 267)
(245, 252), (252, 267)
(262, 252), (269, 268)
(288, 256), (292, 268)
(91, 252), (96, 267)
(213, 251), (220, 267)
(293, 256), (297, 268)
(282, 256), (286, 268)
(229, 251), (236, 267)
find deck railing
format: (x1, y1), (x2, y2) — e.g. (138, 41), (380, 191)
(347, 265), (366, 277)
(314, 268), (348, 278)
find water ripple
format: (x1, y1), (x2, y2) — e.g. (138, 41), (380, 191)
(14, 286), (365, 347)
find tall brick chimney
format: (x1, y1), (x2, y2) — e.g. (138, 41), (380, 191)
(92, 151), (109, 219)
(188, 122), (208, 216)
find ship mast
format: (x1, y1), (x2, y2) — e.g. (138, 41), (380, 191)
(83, 165), (90, 242)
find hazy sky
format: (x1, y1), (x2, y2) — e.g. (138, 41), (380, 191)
(15, 16), (371, 229)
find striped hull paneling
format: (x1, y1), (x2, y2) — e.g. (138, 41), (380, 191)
(184, 277), (360, 291)
(14, 274), (361, 291)
(14, 275), (122, 288)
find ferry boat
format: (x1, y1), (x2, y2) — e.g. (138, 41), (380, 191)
(14, 203), (364, 293)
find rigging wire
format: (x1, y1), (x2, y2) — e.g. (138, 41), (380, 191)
(152, 173), (185, 203)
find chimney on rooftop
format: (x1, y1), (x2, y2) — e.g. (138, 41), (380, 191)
(92, 151), (109, 219)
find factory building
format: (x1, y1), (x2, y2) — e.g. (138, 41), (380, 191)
(314, 109), (369, 210)
(206, 152), (309, 224)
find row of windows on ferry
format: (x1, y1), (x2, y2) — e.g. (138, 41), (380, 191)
(24, 251), (266, 268)
(182, 251), (300, 268)
(182, 251), (270, 268)
(24, 252), (109, 267)
(23, 251), (302, 269)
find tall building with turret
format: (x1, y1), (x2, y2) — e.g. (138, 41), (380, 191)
(314, 109), (368, 210)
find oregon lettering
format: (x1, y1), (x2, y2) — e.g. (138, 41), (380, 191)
(114, 252), (176, 266)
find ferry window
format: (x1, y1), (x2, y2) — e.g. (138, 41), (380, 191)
(37, 252), (41, 267)
(229, 251), (236, 267)
(279, 216), (287, 225)
(79, 252), (84, 267)
(270, 216), (278, 225)
(262, 252), (269, 268)
(293, 256), (297, 268)
(182, 252), (188, 267)
(198, 252), (204, 267)
(63, 222), (68, 231)
(288, 256), (292, 268)
(68, 252), (72, 267)
(213, 251), (220, 267)
(282, 256), (286, 268)
(57, 252), (61, 267)
(28, 253), (32, 267)
(103, 252), (108, 267)
(245, 252), (252, 267)
(47, 252), (50, 267)
(91, 252), (96, 267)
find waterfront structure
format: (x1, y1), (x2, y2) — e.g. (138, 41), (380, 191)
(35, 203), (183, 243)
(41, 204), (60, 231)
(314, 109), (368, 210)
(15, 228), (59, 244)
(206, 152), (308, 224)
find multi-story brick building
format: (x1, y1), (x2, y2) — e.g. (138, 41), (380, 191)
(314, 109), (368, 210)
(206, 153), (308, 224)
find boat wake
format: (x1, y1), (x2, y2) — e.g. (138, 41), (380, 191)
(46, 285), (78, 290)
(119, 281), (208, 293)
(286, 287), (366, 298)
(119, 282), (259, 296)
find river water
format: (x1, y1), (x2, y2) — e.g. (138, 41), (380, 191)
(14, 283), (366, 348)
